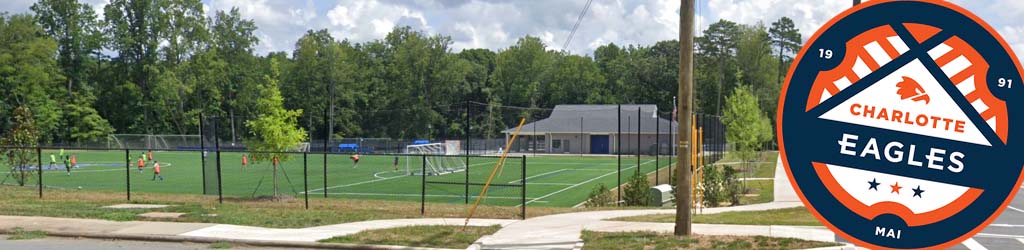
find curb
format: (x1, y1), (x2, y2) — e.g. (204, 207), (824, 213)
(0, 229), (456, 250)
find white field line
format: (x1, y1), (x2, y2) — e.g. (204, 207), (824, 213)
(975, 232), (1024, 239)
(521, 159), (656, 206)
(306, 162), (493, 193)
(962, 238), (988, 250)
(1, 163), (174, 174)
(988, 224), (1024, 228)
(1008, 206), (1024, 213)
(307, 191), (533, 199)
(522, 183), (576, 186)
(1017, 238), (1024, 247)
(507, 169), (567, 184)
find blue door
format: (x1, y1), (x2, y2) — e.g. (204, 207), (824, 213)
(590, 135), (610, 154)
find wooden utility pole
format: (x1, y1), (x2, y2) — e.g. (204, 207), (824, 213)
(675, 0), (694, 236)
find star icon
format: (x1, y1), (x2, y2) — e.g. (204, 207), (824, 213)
(890, 182), (902, 194)
(912, 185), (924, 198)
(868, 178), (880, 191)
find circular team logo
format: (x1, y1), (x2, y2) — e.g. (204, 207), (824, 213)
(778, 0), (1024, 249)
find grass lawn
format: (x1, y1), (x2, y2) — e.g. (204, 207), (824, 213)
(319, 225), (500, 249)
(0, 185), (587, 228)
(610, 207), (823, 226)
(5, 227), (47, 240)
(739, 180), (773, 205)
(580, 231), (838, 250)
(713, 151), (778, 179)
(2, 149), (674, 208)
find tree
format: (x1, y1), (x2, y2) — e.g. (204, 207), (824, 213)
(721, 85), (772, 163)
(0, 14), (66, 142)
(1, 106), (40, 186)
(737, 23), (781, 122)
(769, 17), (802, 85)
(245, 59), (306, 198)
(697, 20), (742, 115)
(31, 0), (103, 98)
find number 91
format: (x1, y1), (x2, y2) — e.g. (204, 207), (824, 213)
(998, 78), (1013, 89)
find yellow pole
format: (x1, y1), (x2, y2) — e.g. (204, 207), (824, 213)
(464, 118), (527, 227)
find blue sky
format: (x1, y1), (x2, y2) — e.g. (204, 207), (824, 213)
(1, 0), (1022, 59)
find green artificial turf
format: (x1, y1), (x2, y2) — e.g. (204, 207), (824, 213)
(5, 149), (674, 207)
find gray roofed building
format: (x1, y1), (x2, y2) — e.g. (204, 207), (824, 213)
(502, 104), (678, 155)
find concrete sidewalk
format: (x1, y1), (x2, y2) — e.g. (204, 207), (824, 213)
(0, 215), (516, 249)
(476, 155), (811, 249)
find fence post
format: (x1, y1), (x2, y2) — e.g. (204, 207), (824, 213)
(656, 112), (660, 186)
(521, 155), (526, 219)
(200, 113), (206, 195)
(304, 151), (309, 209)
(421, 155), (426, 215)
(214, 117), (223, 204)
(125, 149), (131, 201)
(637, 107), (641, 175)
(464, 156), (469, 204)
(36, 147), (42, 198)
(617, 104), (622, 206)
(323, 152), (328, 198)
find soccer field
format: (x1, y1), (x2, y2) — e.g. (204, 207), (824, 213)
(3, 149), (675, 207)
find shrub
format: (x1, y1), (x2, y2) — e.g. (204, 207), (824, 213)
(723, 166), (743, 206)
(702, 165), (723, 207)
(584, 183), (615, 208)
(623, 172), (652, 206)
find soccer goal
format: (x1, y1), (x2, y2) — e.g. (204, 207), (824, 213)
(106, 134), (202, 149)
(405, 141), (465, 176)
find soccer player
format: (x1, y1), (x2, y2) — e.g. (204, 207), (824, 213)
(241, 154), (249, 170)
(393, 156), (399, 171)
(48, 153), (57, 170)
(351, 154), (360, 168)
(147, 150), (153, 161)
(137, 156), (145, 173)
(63, 155), (71, 175)
(151, 161), (163, 181)
(70, 154), (77, 169)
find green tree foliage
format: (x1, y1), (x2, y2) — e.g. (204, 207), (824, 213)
(31, 0), (103, 97)
(0, 14), (65, 142)
(769, 17), (802, 84)
(5, 1), (801, 146)
(623, 172), (652, 206)
(722, 85), (772, 163)
(245, 59), (306, 197)
(1, 106), (40, 186)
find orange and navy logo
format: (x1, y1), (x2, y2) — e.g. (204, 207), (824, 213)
(778, 0), (1024, 249)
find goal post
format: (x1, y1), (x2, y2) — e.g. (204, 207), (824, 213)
(106, 134), (202, 149)
(405, 141), (466, 176)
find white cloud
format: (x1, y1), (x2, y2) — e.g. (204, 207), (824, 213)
(998, 26), (1024, 62)
(2, 0), (1020, 60)
(326, 0), (430, 42)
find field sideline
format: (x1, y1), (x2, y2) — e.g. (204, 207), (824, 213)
(1, 149), (675, 207)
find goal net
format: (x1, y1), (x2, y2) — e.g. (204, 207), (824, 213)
(405, 141), (465, 176)
(106, 134), (202, 149)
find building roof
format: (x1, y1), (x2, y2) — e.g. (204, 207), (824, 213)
(503, 104), (678, 134)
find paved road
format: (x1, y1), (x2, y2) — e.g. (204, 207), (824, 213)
(952, 185), (1024, 250)
(836, 184), (1024, 250)
(0, 235), (308, 250)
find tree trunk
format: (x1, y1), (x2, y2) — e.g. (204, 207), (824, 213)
(273, 162), (279, 198)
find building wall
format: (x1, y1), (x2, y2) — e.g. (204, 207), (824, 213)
(610, 134), (675, 155)
(542, 133), (675, 155)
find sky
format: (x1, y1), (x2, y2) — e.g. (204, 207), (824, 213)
(1, 0), (1022, 60)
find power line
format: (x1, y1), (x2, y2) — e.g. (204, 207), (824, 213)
(561, 0), (595, 52)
